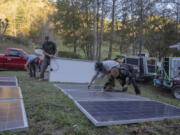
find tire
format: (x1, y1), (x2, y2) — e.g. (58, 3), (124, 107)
(172, 85), (180, 99)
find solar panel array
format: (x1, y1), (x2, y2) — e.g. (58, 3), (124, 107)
(56, 84), (180, 126)
(0, 76), (28, 132)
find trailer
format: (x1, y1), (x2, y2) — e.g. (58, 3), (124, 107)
(121, 56), (157, 81)
(154, 57), (180, 99)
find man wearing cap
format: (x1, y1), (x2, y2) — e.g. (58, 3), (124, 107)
(39, 36), (58, 80)
(88, 60), (120, 89)
(102, 64), (141, 95)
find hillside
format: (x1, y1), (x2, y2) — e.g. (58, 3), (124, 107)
(0, 38), (35, 54)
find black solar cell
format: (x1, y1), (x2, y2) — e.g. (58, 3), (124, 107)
(0, 81), (17, 86)
(56, 84), (104, 91)
(65, 91), (149, 101)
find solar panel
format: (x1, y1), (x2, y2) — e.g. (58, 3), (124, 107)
(0, 81), (18, 87)
(0, 87), (22, 99)
(63, 91), (149, 101)
(0, 100), (28, 131)
(49, 58), (95, 83)
(0, 76), (17, 81)
(0, 75), (16, 78)
(75, 100), (180, 126)
(55, 83), (180, 126)
(55, 84), (104, 91)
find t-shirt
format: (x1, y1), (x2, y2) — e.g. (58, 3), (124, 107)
(96, 60), (120, 76)
(26, 54), (38, 65)
(102, 60), (120, 72)
(42, 41), (57, 58)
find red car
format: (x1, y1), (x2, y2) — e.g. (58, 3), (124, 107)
(0, 48), (42, 70)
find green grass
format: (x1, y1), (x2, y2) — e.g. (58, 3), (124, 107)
(0, 71), (180, 135)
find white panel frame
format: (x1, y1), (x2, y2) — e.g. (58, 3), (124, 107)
(49, 57), (96, 83)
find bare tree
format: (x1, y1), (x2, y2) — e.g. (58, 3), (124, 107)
(99, 0), (105, 62)
(175, 1), (180, 41)
(108, 0), (116, 59)
(0, 18), (8, 39)
(93, 0), (98, 60)
(138, 0), (143, 55)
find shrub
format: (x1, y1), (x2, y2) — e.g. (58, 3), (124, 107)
(58, 51), (82, 59)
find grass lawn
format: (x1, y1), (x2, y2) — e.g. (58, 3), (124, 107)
(1, 71), (180, 135)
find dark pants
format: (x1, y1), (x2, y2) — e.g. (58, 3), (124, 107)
(120, 73), (141, 94)
(131, 78), (141, 94)
(121, 77), (140, 94)
(40, 57), (50, 78)
(28, 58), (40, 78)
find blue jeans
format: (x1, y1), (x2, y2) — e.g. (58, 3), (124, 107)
(40, 57), (50, 78)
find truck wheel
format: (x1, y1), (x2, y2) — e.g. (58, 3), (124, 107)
(172, 86), (180, 99)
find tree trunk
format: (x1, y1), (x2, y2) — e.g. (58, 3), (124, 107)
(93, 0), (98, 60)
(73, 43), (77, 54)
(139, 0), (143, 55)
(96, 0), (100, 59)
(131, 1), (136, 55)
(99, 0), (105, 62)
(176, 3), (179, 41)
(108, 0), (116, 59)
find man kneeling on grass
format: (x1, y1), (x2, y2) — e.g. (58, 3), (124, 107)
(88, 60), (120, 90)
(101, 64), (141, 95)
(25, 54), (40, 78)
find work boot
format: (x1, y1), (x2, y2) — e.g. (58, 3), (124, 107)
(135, 90), (141, 95)
(38, 77), (44, 81)
(106, 86), (113, 91)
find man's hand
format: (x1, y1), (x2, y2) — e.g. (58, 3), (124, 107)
(24, 64), (27, 70)
(122, 85), (128, 92)
(49, 54), (56, 58)
(101, 88), (104, 92)
(52, 55), (56, 58)
(100, 74), (105, 79)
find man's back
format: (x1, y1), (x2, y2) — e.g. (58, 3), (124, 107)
(26, 54), (37, 65)
(102, 60), (120, 72)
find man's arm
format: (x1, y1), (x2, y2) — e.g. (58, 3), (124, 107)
(51, 42), (58, 58)
(101, 75), (114, 92)
(25, 57), (30, 71)
(88, 73), (98, 88)
(43, 50), (52, 57)
(53, 48), (58, 58)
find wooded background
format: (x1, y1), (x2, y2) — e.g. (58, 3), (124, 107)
(0, 0), (180, 60)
